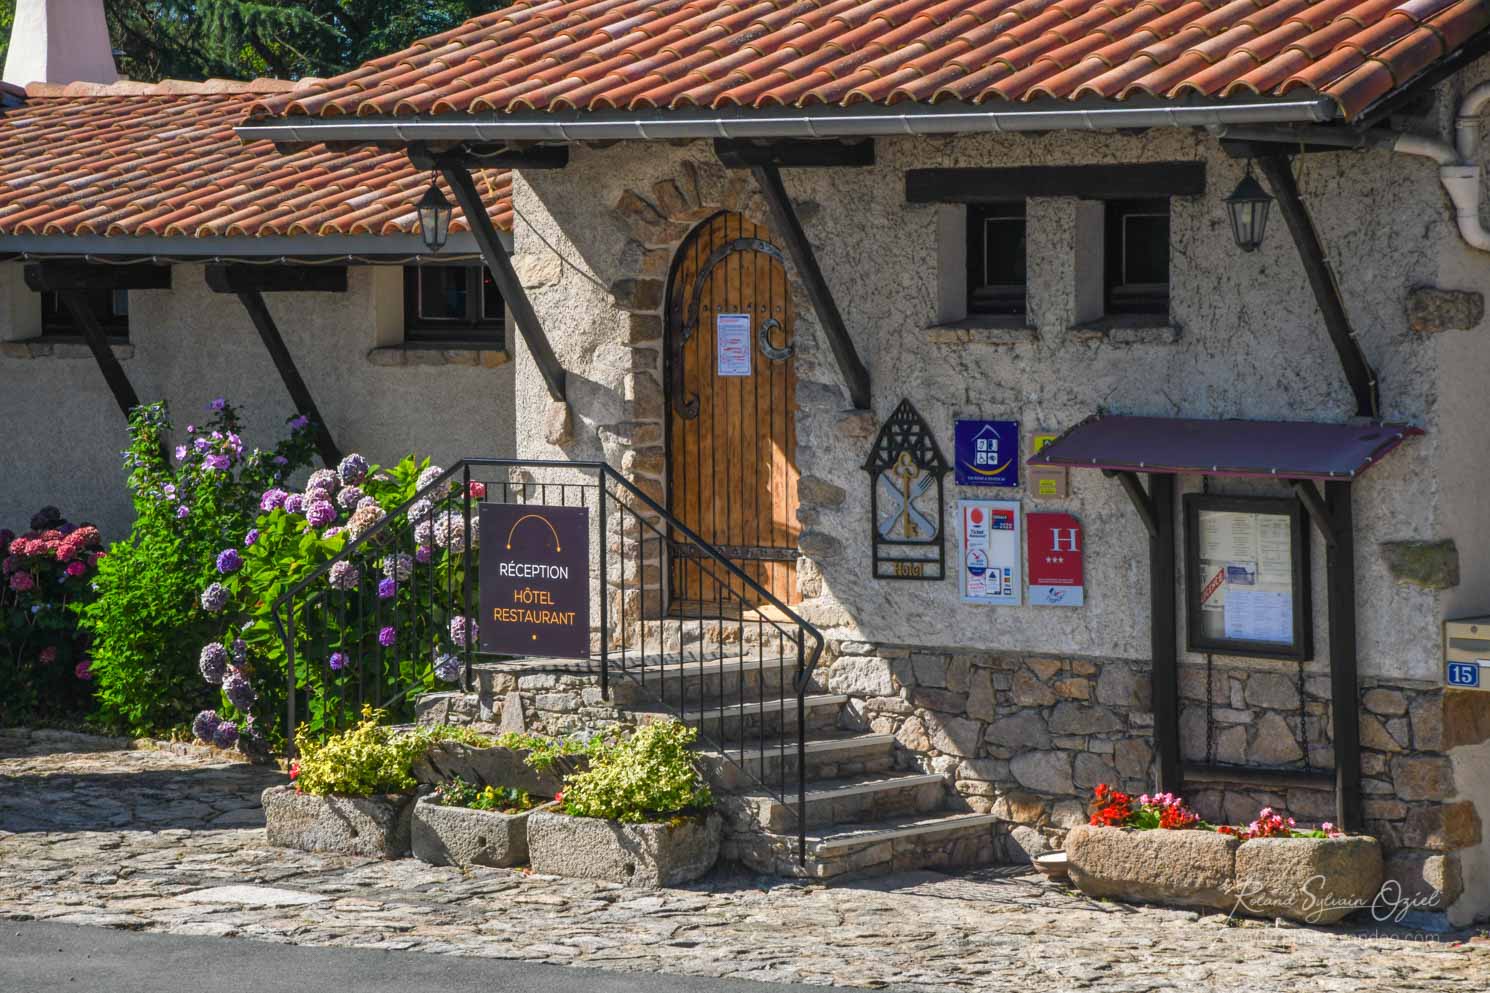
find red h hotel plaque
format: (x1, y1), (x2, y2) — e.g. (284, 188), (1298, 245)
(479, 504), (590, 659)
(1026, 512), (1084, 607)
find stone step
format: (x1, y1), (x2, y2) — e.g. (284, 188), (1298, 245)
(616, 653), (806, 702)
(638, 692), (848, 741)
(727, 771), (947, 834)
(696, 732), (896, 792)
(726, 811), (1002, 879)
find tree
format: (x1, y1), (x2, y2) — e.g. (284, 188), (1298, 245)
(2, 1), (506, 84)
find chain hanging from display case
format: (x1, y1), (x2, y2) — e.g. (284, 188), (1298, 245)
(865, 399), (948, 581)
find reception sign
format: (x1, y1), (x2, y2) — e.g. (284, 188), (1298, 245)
(1026, 512), (1084, 606)
(479, 504), (590, 659)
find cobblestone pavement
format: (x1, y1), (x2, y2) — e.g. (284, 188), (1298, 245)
(2, 730), (1488, 993)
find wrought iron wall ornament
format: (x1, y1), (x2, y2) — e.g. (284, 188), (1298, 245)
(865, 399), (949, 580)
(758, 317), (793, 361)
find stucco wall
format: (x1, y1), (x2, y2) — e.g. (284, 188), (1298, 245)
(508, 125), (1477, 685)
(0, 263), (516, 538)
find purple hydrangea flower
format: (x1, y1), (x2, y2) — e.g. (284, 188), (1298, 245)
(380, 553), (413, 581)
(449, 615), (476, 648)
(202, 454), (231, 472)
(378, 626), (397, 648)
(273, 455), (289, 466)
(244, 528), (260, 548)
(289, 415), (310, 431)
(409, 498), (434, 522)
(433, 653), (462, 684)
(284, 494), (306, 516)
(176, 505), (191, 520)
(260, 488), (288, 512)
(327, 561), (360, 591)
(416, 466), (446, 492)
(199, 642), (229, 685)
(212, 721), (239, 750)
(378, 577), (397, 600)
(200, 583), (229, 613)
(337, 453), (370, 485)
(307, 500), (337, 528)
(328, 651), (348, 672)
(209, 397), (226, 411)
(413, 518), (434, 545)
(357, 496), (378, 511)
(346, 504), (385, 541)
(307, 469), (339, 494)
(323, 526), (344, 539)
(193, 437), (211, 453)
(415, 545), (432, 564)
(336, 486), (365, 512)
(175, 445), (189, 461)
(223, 668), (256, 712)
(192, 710), (221, 743)
(433, 512), (467, 553)
(231, 639), (247, 666)
(215, 548), (243, 574)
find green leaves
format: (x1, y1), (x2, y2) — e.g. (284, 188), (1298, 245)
(559, 723), (714, 824)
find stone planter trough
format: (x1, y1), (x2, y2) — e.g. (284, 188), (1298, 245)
(411, 742), (585, 797)
(1065, 825), (1384, 924)
(411, 796), (551, 868)
(261, 784), (416, 859)
(527, 810), (722, 887)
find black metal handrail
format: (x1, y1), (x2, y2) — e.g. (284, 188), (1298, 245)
(271, 457), (824, 862)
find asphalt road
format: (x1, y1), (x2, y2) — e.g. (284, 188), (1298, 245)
(0, 922), (859, 993)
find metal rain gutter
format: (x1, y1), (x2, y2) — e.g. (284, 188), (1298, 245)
(236, 96), (1338, 145)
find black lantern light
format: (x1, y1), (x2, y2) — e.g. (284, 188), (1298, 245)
(416, 175), (453, 252)
(1225, 161), (1273, 252)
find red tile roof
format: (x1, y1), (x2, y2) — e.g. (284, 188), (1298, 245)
(0, 79), (512, 242)
(248, 0), (1490, 124)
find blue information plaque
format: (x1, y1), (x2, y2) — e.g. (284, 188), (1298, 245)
(955, 420), (1019, 488)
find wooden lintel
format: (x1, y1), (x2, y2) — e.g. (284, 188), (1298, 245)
(714, 138), (874, 169)
(749, 163), (871, 410)
(905, 162), (1206, 204)
(25, 261), (171, 292)
(440, 162), (567, 402)
(409, 142), (569, 171)
(231, 288), (341, 466)
(205, 264), (348, 294)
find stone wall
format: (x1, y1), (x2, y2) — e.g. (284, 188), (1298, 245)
(821, 639), (1487, 924)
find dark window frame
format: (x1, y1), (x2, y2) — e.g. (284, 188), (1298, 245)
(1104, 198), (1170, 317)
(965, 202), (1027, 318)
(39, 288), (130, 341)
(402, 264), (506, 346)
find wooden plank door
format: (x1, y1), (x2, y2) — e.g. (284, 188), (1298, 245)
(667, 212), (800, 609)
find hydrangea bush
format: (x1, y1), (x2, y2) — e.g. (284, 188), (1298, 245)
(79, 400), (316, 737)
(198, 452), (483, 748)
(0, 508), (106, 724)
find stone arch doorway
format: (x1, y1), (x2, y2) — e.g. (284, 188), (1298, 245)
(665, 210), (800, 608)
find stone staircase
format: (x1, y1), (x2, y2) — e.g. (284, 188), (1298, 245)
(441, 643), (1001, 880)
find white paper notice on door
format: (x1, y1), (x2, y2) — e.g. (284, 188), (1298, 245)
(716, 313), (752, 377)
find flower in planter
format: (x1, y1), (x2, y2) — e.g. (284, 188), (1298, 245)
(199, 642), (229, 684)
(433, 652), (462, 683)
(380, 553), (413, 581)
(337, 453), (369, 485)
(200, 582), (229, 612)
(328, 561), (360, 591)
(216, 548), (243, 574)
(224, 668), (257, 712)
(192, 709), (222, 743)
(307, 500), (337, 528)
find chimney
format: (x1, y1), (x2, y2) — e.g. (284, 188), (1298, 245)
(3, 0), (119, 87)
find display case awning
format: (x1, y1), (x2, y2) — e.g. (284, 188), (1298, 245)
(1028, 415), (1422, 482)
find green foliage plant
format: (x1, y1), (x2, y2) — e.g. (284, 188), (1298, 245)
(432, 776), (534, 814)
(79, 400), (315, 737)
(558, 721), (714, 824)
(496, 729), (611, 773)
(290, 705), (490, 797)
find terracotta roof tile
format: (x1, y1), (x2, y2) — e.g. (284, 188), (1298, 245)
(248, 0), (1490, 123)
(0, 79), (512, 243)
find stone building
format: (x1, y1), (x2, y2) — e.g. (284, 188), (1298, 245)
(0, 18), (519, 536)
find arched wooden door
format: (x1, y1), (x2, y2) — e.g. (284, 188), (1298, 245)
(667, 211), (800, 608)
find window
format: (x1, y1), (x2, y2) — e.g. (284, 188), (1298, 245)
(39, 289), (129, 339)
(403, 264), (505, 345)
(1104, 198), (1169, 316)
(966, 203), (1027, 317)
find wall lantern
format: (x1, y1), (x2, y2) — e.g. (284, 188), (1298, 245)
(1225, 161), (1273, 253)
(416, 177), (453, 252)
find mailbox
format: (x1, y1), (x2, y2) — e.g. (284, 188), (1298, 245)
(1444, 615), (1490, 690)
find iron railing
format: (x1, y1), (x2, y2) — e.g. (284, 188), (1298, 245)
(271, 458), (824, 861)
